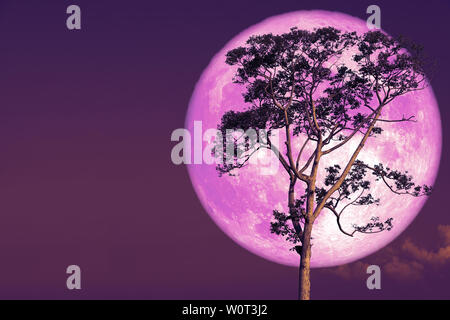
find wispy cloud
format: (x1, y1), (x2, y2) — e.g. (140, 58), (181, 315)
(322, 224), (450, 281)
(383, 257), (424, 280)
(325, 261), (370, 280)
(437, 225), (450, 246)
(401, 238), (450, 265)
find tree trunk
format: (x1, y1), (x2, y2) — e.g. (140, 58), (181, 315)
(299, 222), (313, 300)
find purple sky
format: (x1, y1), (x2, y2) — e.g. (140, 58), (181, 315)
(0, 0), (448, 299)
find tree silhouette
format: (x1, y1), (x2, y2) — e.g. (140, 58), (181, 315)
(215, 27), (432, 300)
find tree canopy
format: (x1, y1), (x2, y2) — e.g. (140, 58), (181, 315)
(215, 27), (432, 249)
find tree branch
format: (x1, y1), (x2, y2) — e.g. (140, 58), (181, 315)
(321, 109), (376, 155)
(324, 205), (356, 237)
(296, 137), (310, 170)
(313, 105), (384, 219)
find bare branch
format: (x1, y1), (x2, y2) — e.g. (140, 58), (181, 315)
(374, 115), (416, 123)
(324, 205), (356, 237)
(296, 137), (310, 170)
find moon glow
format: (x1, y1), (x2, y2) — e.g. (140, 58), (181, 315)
(186, 11), (442, 267)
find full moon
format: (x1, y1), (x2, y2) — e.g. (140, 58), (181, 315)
(185, 11), (442, 267)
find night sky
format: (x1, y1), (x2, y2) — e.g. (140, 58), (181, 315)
(0, 0), (448, 299)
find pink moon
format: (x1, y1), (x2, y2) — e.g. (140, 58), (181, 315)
(185, 10), (442, 267)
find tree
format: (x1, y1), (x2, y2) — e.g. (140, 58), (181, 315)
(214, 27), (432, 300)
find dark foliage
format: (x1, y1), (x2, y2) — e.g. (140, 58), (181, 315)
(215, 27), (431, 252)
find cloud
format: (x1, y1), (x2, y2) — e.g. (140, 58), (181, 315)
(323, 224), (450, 281)
(401, 238), (450, 265)
(383, 257), (424, 281)
(325, 261), (370, 280)
(437, 224), (450, 246)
